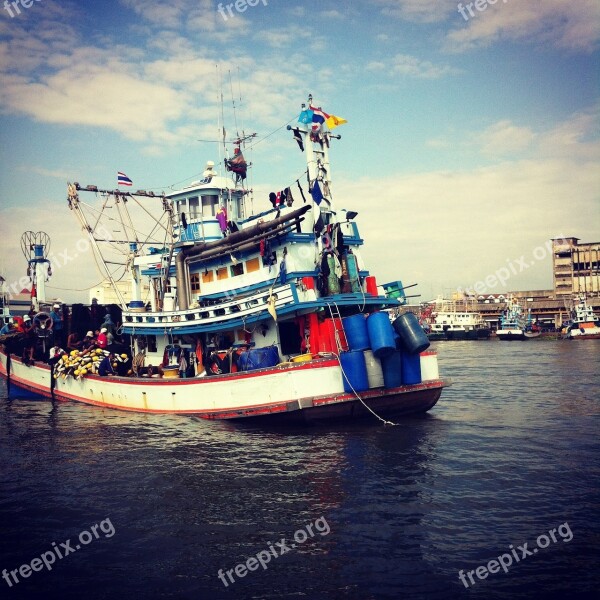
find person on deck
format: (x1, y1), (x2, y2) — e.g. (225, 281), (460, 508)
(67, 331), (83, 351)
(0, 322), (13, 335)
(22, 316), (36, 364)
(49, 304), (64, 345)
(96, 328), (108, 349)
(98, 352), (115, 376)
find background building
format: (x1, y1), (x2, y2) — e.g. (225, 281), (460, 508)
(552, 237), (600, 296)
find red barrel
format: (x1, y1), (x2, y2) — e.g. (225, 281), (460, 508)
(327, 318), (348, 352)
(319, 319), (334, 352)
(365, 276), (378, 296)
(302, 276), (315, 290)
(307, 313), (320, 354)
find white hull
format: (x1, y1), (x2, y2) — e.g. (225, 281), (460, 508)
(496, 329), (525, 340)
(0, 350), (448, 423)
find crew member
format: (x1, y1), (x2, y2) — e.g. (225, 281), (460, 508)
(97, 327), (108, 349)
(49, 303), (64, 345)
(98, 352), (115, 376)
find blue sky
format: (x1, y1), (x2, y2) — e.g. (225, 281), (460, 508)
(1, 0), (598, 303)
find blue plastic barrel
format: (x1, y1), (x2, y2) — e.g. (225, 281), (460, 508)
(238, 346), (280, 371)
(129, 301), (144, 308)
(392, 312), (430, 354)
(367, 312), (396, 358)
(343, 314), (370, 351)
(381, 350), (403, 388)
(401, 351), (422, 385)
(340, 350), (369, 393)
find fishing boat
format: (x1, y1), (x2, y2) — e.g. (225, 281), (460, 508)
(0, 96), (449, 423)
(422, 297), (491, 340)
(565, 295), (600, 340)
(496, 296), (527, 341)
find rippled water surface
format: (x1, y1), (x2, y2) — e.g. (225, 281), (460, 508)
(1, 341), (599, 599)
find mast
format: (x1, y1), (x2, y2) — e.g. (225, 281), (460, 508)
(67, 183), (127, 309)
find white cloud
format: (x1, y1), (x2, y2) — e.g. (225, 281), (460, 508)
(390, 54), (461, 78)
(446, 0), (600, 52)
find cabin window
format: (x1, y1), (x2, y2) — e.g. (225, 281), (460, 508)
(246, 257), (260, 273)
(202, 195), (218, 217)
(190, 273), (200, 292)
(217, 267), (228, 280)
(188, 197), (199, 219)
(230, 263), (244, 277)
(139, 335), (157, 353)
(202, 270), (214, 283)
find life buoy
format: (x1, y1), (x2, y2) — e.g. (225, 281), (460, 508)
(33, 312), (53, 337)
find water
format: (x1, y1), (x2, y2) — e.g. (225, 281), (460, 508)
(1, 341), (598, 599)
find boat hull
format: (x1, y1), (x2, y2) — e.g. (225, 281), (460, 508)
(496, 329), (525, 341)
(0, 350), (449, 423)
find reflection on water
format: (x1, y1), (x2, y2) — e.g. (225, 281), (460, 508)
(0, 341), (598, 599)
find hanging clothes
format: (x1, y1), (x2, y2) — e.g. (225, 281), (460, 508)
(321, 253), (330, 278)
(292, 128), (304, 152)
(297, 181), (307, 203)
(279, 258), (287, 285)
(335, 226), (345, 255)
(284, 187), (294, 206)
(259, 239), (265, 256)
(216, 206), (228, 233)
(269, 192), (277, 207)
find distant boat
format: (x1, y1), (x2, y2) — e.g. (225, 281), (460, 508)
(422, 297), (491, 341)
(565, 295), (600, 340)
(496, 296), (527, 341)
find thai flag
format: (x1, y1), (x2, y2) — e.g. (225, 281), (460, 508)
(309, 105), (330, 132)
(118, 172), (133, 186)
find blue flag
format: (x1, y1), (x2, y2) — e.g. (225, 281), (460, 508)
(299, 109), (314, 125)
(311, 181), (323, 205)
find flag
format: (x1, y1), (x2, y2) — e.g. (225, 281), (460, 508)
(298, 109), (314, 124)
(326, 114), (347, 129)
(311, 181), (324, 205)
(118, 172), (133, 186)
(225, 150), (247, 180)
(309, 105), (330, 132)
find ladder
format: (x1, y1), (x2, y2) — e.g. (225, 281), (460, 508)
(326, 301), (345, 354)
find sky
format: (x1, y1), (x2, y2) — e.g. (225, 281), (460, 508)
(0, 0), (599, 304)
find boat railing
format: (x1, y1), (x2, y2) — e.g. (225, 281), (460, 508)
(122, 282), (308, 329)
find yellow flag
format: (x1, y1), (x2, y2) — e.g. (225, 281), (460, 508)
(326, 114), (348, 129)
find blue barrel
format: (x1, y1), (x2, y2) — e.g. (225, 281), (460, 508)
(381, 350), (403, 388)
(238, 346), (280, 371)
(343, 314), (370, 351)
(392, 312), (430, 354)
(367, 312), (396, 358)
(129, 301), (144, 308)
(340, 350), (369, 393)
(401, 351), (422, 385)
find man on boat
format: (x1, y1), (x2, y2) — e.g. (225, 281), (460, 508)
(21, 315), (36, 365)
(98, 352), (115, 376)
(0, 321), (13, 336)
(97, 327), (108, 349)
(67, 331), (83, 352)
(49, 303), (64, 345)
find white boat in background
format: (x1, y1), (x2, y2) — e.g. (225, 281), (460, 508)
(424, 296), (491, 341)
(565, 295), (600, 340)
(496, 296), (527, 341)
(1, 96), (448, 424)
